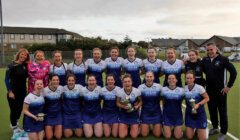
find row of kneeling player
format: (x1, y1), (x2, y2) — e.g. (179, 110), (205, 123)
(22, 71), (209, 140)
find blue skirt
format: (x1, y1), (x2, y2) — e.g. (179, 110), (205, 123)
(119, 110), (140, 125)
(63, 113), (82, 129)
(23, 116), (44, 132)
(185, 110), (207, 129)
(82, 112), (102, 125)
(45, 113), (62, 126)
(162, 113), (183, 126)
(140, 110), (162, 124)
(102, 112), (119, 124)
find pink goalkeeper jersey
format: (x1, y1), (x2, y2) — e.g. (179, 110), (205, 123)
(28, 60), (50, 92)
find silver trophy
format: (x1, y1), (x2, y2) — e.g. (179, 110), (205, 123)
(121, 95), (135, 113)
(189, 98), (197, 114)
(37, 113), (46, 121)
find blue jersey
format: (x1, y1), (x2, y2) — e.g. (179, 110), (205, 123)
(23, 92), (45, 132)
(62, 84), (83, 129)
(81, 86), (102, 124)
(105, 57), (124, 87)
(138, 83), (162, 124)
(143, 59), (162, 83)
(86, 59), (106, 87)
(123, 58), (143, 88)
(101, 86), (121, 124)
(162, 59), (184, 87)
(116, 87), (141, 124)
(50, 63), (68, 86)
(62, 85), (82, 115)
(43, 86), (63, 126)
(43, 86), (63, 115)
(68, 61), (87, 86)
(161, 86), (184, 126)
(184, 84), (207, 129)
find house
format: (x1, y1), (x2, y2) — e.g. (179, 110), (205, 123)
(200, 35), (240, 51)
(1, 26), (83, 51)
(151, 38), (185, 48)
(178, 39), (206, 52)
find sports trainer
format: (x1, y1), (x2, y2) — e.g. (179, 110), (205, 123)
(202, 43), (237, 140)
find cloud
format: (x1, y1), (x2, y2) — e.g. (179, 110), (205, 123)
(3, 0), (166, 23)
(2, 0), (240, 41)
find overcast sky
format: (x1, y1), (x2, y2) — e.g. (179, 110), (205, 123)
(2, 0), (240, 41)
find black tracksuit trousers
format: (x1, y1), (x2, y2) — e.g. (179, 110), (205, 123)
(207, 88), (228, 134)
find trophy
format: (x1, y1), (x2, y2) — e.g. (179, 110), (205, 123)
(37, 113), (46, 121)
(189, 98), (197, 114)
(121, 95), (135, 113)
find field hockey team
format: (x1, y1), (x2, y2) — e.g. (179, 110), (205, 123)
(5, 44), (236, 140)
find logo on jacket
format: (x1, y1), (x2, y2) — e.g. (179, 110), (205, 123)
(196, 66), (200, 72)
(215, 61), (220, 66)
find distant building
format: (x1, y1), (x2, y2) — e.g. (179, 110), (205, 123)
(200, 35), (240, 50)
(1, 26), (83, 51)
(152, 35), (240, 52)
(151, 38), (185, 48)
(178, 39), (206, 52)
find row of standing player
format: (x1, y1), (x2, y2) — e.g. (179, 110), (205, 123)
(23, 70), (209, 140)
(40, 46), (188, 90)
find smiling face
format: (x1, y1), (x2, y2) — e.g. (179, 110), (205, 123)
(166, 49), (176, 60)
(127, 47), (136, 58)
(123, 77), (132, 90)
(87, 76), (97, 87)
(106, 76), (115, 87)
(74, 50), (83, 61)
(18, 51), (28, 63)
(93, 49), (102, 61)
(67, 76), (76, 89)
(145, 72), (154, 84)
(110, 48), (119, 60)
(35, 51), (45, 62)
(147, 48), (156, 60)
(186, 73), (195, 85)
(206, 45), (218, 58)
(188, 51), (198, 62)
(53, 52), (62, 63)
(50, 76), (60, 88)
(167, 74), (177, 87)
(34, 80), (44, 91)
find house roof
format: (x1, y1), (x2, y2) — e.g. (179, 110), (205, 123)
(178, 39), (207, 47)
(189, 39), (206, 45)
(2, 26), (82, 38)
(200, 35), (240, 46)
(216, 35), (240, 45)
(152, 38), (185, 47)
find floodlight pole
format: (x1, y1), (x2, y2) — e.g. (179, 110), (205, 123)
(0, 0), (4, 67)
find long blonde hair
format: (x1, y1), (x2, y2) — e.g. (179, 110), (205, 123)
(15, 48), (30, 63)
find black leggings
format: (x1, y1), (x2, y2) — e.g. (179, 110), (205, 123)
(7, 90), (26, 127)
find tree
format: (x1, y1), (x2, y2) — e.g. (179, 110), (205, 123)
(121, 35), (132, 49)
(137, 41), (149, 48)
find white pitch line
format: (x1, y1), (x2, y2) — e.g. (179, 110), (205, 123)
(181, 104), (239, 140)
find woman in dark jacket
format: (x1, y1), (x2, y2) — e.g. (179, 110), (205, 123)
(5, 48), (30, 135)
(185, 50), (205, 87)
